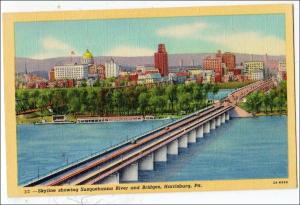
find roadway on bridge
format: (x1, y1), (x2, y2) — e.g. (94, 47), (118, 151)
(73, 106), (233, 185)
(26, 104), (231, 186)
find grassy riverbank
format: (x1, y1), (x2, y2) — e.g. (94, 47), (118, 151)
(237, 81), (287, 117)
(254, 111), (287, 116)
(16, 112), (76, 124)
(239, 103), (287, 117)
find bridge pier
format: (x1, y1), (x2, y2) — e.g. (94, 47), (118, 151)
(226, 112), (230, 121)
(100, 173), (120, 184)
(196, 125), (204, 138)
(167, 140), (178, 155)
(221, 113), (226, 123)
(210, 119), (216, 130)
(178, 134), (188, 148)
(188, 130), (197, 143)
(139, 153), (154, 171)
(120, 162), (138, 182)
(216, 116), (221, 127)
(204, 122), (210, 134)
(154, 146), (167, 162)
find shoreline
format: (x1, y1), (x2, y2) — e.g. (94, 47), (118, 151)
(16, 113), (287, 125)
(253, 112), (287, 117)
(17, 116), (176, 125)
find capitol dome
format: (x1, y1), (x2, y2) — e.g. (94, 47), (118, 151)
(81, 49), (94, 64)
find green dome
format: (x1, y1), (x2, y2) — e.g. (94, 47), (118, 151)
(82, 49), (93, 59)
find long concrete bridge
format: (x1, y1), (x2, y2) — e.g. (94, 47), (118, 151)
(24, 79), (274, 186)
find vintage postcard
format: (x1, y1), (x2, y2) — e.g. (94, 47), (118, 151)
(3, 4), (297, 197)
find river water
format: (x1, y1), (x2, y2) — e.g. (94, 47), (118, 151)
(207, 89), (235, 100)
(17, 115), (287, 185)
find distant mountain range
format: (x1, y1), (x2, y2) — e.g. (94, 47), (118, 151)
(16, 53), (285, 78)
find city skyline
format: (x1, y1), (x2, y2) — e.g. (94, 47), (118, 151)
(15, 14), (285, 59)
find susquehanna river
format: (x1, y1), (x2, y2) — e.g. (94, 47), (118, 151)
(17, 116), (287, 185)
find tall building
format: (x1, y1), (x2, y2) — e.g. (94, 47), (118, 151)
(264, 53), (279, 71)
(278, 61), (286, 72)
(244, 61), (264, 74)
(222, 52), (236, 71)
(277, 61), (287, 81)
(24, 62), (28, 74)
(48, 68), (55, 81)
(53, 64), (89, 80)
(203, 56), (222, 71)
(105, 58), (120, 78)
(96, 64), (106, 80)
(52, 49), (95, 80)
(203, 55), (222, 82)
(154, 44), (169, 77)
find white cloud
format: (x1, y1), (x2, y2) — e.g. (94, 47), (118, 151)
(105, 45), (154, 57)
(205, 31), (285, 55)
(156, 21), (285, 55)
(156, 22), (207, 38)
(31, 37), (79, 59)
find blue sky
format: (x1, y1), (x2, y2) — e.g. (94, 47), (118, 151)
(15, 14), (285, 59)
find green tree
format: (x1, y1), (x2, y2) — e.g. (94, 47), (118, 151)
(112, 90), (124, 114)
(149, 95), (160, 114)
(203, 83), (213, 106)
(275, 94), (286, 114)
(192, 84), (204, 109)
(178, 93), (192, 114)
(105, 89), (113, 115)
(157, 96), (167, 114)
(36, 92), (50, 117)
(138, 92), (148, 117)
(268, 89), (277, 112)
(81, 80), (87, 87)
(80, 89), (89, 114)
(28, 89), (40, 109)
(166, 84), (177, 113)
(52, 89), (68, 114)
(261, 92), (270, 113)
(93, 79), (101, 87)
(87, 90), (98, 115)
(245, 91), (263, 115)
(126, 87), (138, 115)
(97, 88), (108, 115)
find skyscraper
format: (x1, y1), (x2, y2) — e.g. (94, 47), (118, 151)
(222, 52), (236, 71)
(154, 44), (169, 77)
(105, 58), (120, 78)
(203, 55), (222, 82)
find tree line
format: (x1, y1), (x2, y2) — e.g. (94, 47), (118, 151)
(243, 81), (287, 115)
(15, 83), (220, 117)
